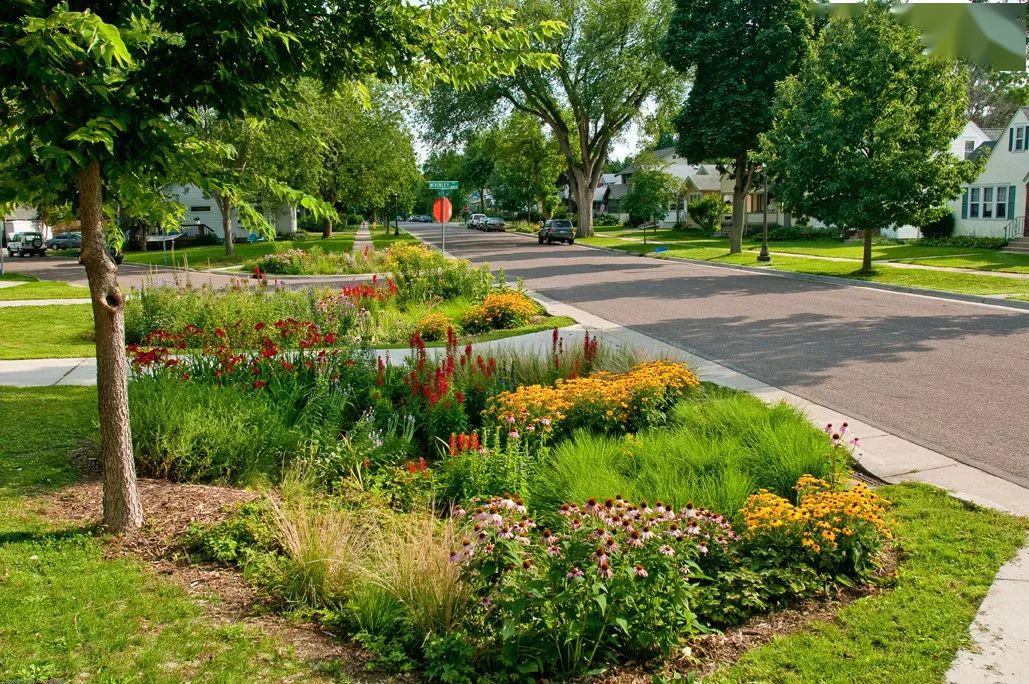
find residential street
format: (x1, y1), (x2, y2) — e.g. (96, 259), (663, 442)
(405, 222), (1029, 487)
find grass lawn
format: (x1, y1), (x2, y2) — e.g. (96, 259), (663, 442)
(709, 483), (1028, 683)
(370, 228), (421, 250)
(0, 304), (95, 359)
(0, 386), (325, 682)
(896, 252), (1029, 275)
(121, 230), (356, 270)
(0, 274), (90, 301)
(579, 230), (1029, 297)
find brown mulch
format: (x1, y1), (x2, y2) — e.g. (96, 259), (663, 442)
(39, 476), (395, 682)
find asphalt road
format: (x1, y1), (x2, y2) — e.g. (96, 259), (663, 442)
(406, 222), (1029, 487)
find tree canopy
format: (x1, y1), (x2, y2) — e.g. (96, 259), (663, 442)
(421, 0), (682, 236)
(662, 0), (811, 253)
(760, 0), (980, 273)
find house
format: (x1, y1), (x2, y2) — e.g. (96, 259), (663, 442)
(2, 206), (52, 244)
(166, 184), (297, 240)
(594, 174), (624, 215)
(952, 107), (1029, 240)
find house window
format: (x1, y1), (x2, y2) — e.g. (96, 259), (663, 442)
(964, 139), (975, 155)
(189, 205), (212, 213)
(997, 186), (1008, 219)
(969, 187), (980, 218)
(982, 187), (993, 218)
(1017, 127), (1026, 151)
(688, 192), (701, 204)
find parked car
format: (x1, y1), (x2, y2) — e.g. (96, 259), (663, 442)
(467, 213), (487, 229)
(538, 219), (575, 245)
(7, 231), (47, 257)
(483, 217), (506, 232)
(77, 246), (124, 265)
(408, 214), (434, 223)
(46, 231), (82, 250)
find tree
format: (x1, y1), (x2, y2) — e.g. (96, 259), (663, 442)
(422, 0), (682, 236)
(662, 0), (811, 254)
(419, 149), (466, 214)
(0, 0), (561, 531)
(967, 65), (1029, 129)
(461, 131), (498, 214)
(490, 113), (564, 219)
(760, 1), (980, 274)
(686, 195), (726, 233)
(620, 155), (678, 226)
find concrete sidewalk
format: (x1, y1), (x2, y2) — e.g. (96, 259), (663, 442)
(0, 298), (91, 307)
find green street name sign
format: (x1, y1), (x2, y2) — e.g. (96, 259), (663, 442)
(428, 180), (459, 190)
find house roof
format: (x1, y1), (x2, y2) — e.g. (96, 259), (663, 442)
(688, 173), (722, 192)
(982, 128), (1004, 141)
(604, 184), (630, 200)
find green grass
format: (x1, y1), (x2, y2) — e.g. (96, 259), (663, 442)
(0, 274), (90, 301)
(529, 389), (834, 518)
(708, 483), (1028, 684)
(121, 230), (356, 270)
(0, 386), (324, 682)
(897, 252), (1029, 274)
(0, 304), (95, 359)
(370, 228), (420, 250)
(579, 231), (1029, 297)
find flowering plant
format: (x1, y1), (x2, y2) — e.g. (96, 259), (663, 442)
(742, 475), (891, 578)
(460, 291), (542, 333)
(413, 311), (453, 341)
(484, 360), (700, 436)
(451, 495), (736, 676)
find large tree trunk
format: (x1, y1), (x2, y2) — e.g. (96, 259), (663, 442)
(322, 217), (333, 240)
(729, 153), (752, 255)
(77, 162), (143, 532)
(860, 228), (873, 274)
(575, 181), (595, 238)
(215, 194), (234, 257)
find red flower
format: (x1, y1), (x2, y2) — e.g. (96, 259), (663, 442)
(252, 380), (268, 389)
(254, 321), (266, 331)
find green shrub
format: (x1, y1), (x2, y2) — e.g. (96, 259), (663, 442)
(915, 235), (1006, 249)
(594, 212), (620, 226)
(919, 211), (955, 239)
(183, 500), (278, 565)
(530, 392), (834, 520)
(766, 225), (841, 241)
(380, 244), (491, 303)
(688, 195), (728, 232)
(129, 377), (299, 483)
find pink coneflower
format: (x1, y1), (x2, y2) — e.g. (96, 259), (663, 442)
(698, 543), (709, 555)
(547, 545), (561, 557)
(640, 525), (655, 541)
(598, 560), (613, 579)
(659, 545), (675, 556)
(508, 430), (520, 440)
(634, 564), (648, 578)
(566, 567), (584, 581)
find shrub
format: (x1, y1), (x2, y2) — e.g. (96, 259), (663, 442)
(414, 312), (453, 341)
(688, 195), (727, 232)
(129, 377), (299, 483)
(594, 213), (620, 226)
(742, 475), (891, 579)
(434, 429), (548, 506)
(459, 291), (542, 333)
(380, 244), (491, 303)
(450, 495), (736, 677)
(183, 500), (278, 565)
(248, 246), (378, 276)
(766, 225), (841, 241)
(484, 360), (700, 437)
(919, 210), (955, 239)
(915, 235), (1007, 249)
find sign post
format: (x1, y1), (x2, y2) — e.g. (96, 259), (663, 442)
(428, 180), (458, 252)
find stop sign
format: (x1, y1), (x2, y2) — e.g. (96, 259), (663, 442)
(433, 197), (453, 223)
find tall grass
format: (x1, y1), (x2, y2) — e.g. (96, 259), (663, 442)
(530, 391), (834, 519)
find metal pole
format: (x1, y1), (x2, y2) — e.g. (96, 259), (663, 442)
(0, 220), (6, 275)
(758, 171), (771, 263)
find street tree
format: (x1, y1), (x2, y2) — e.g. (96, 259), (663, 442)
(760, 0), (980, 274)
(422, 0), (682, 236)
(621, 154), (678, 226)
(490, 113), (564, 219)
(461, 130), (498, 214)
(0, 0), (561, 531)
(662, 0), (811, 254)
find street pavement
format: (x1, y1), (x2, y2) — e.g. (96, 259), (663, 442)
(405, 222), (1029, 487)
(2, 255), (242, 290)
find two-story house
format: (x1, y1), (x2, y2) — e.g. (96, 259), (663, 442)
(166, 184), (297, 240)
(953, 107), (1029, 240)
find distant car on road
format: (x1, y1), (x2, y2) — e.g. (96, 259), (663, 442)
(408, 214), (434, 223)
(46, 231), (82, 250)
(483, 217), (506, 232)
(538, 219), (575, 245)
(7, 231), (47, 257)
(467, 213), (487, 229)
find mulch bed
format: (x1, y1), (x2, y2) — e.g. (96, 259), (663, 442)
(39, 476), (396, 682)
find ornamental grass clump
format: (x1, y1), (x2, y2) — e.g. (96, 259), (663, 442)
(485, 360), (700, 436)
(448, 495), (736, 676)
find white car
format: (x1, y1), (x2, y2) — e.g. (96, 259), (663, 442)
(7, 231), (47, 257)
(467, 213), (487, 229)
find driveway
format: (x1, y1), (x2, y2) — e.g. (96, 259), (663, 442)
(406, 222), (1029, 486)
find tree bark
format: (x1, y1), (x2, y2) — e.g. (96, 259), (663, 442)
(215, 194), (235, 257)
(322, 217), (333, 240)
(730, 153), (753, 255)
(860, 228), (874, 274)
(77, 161), (143, 532)
(575, 181), (594, 238)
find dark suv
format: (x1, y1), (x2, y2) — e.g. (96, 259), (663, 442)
(538, 219), (575, 245)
